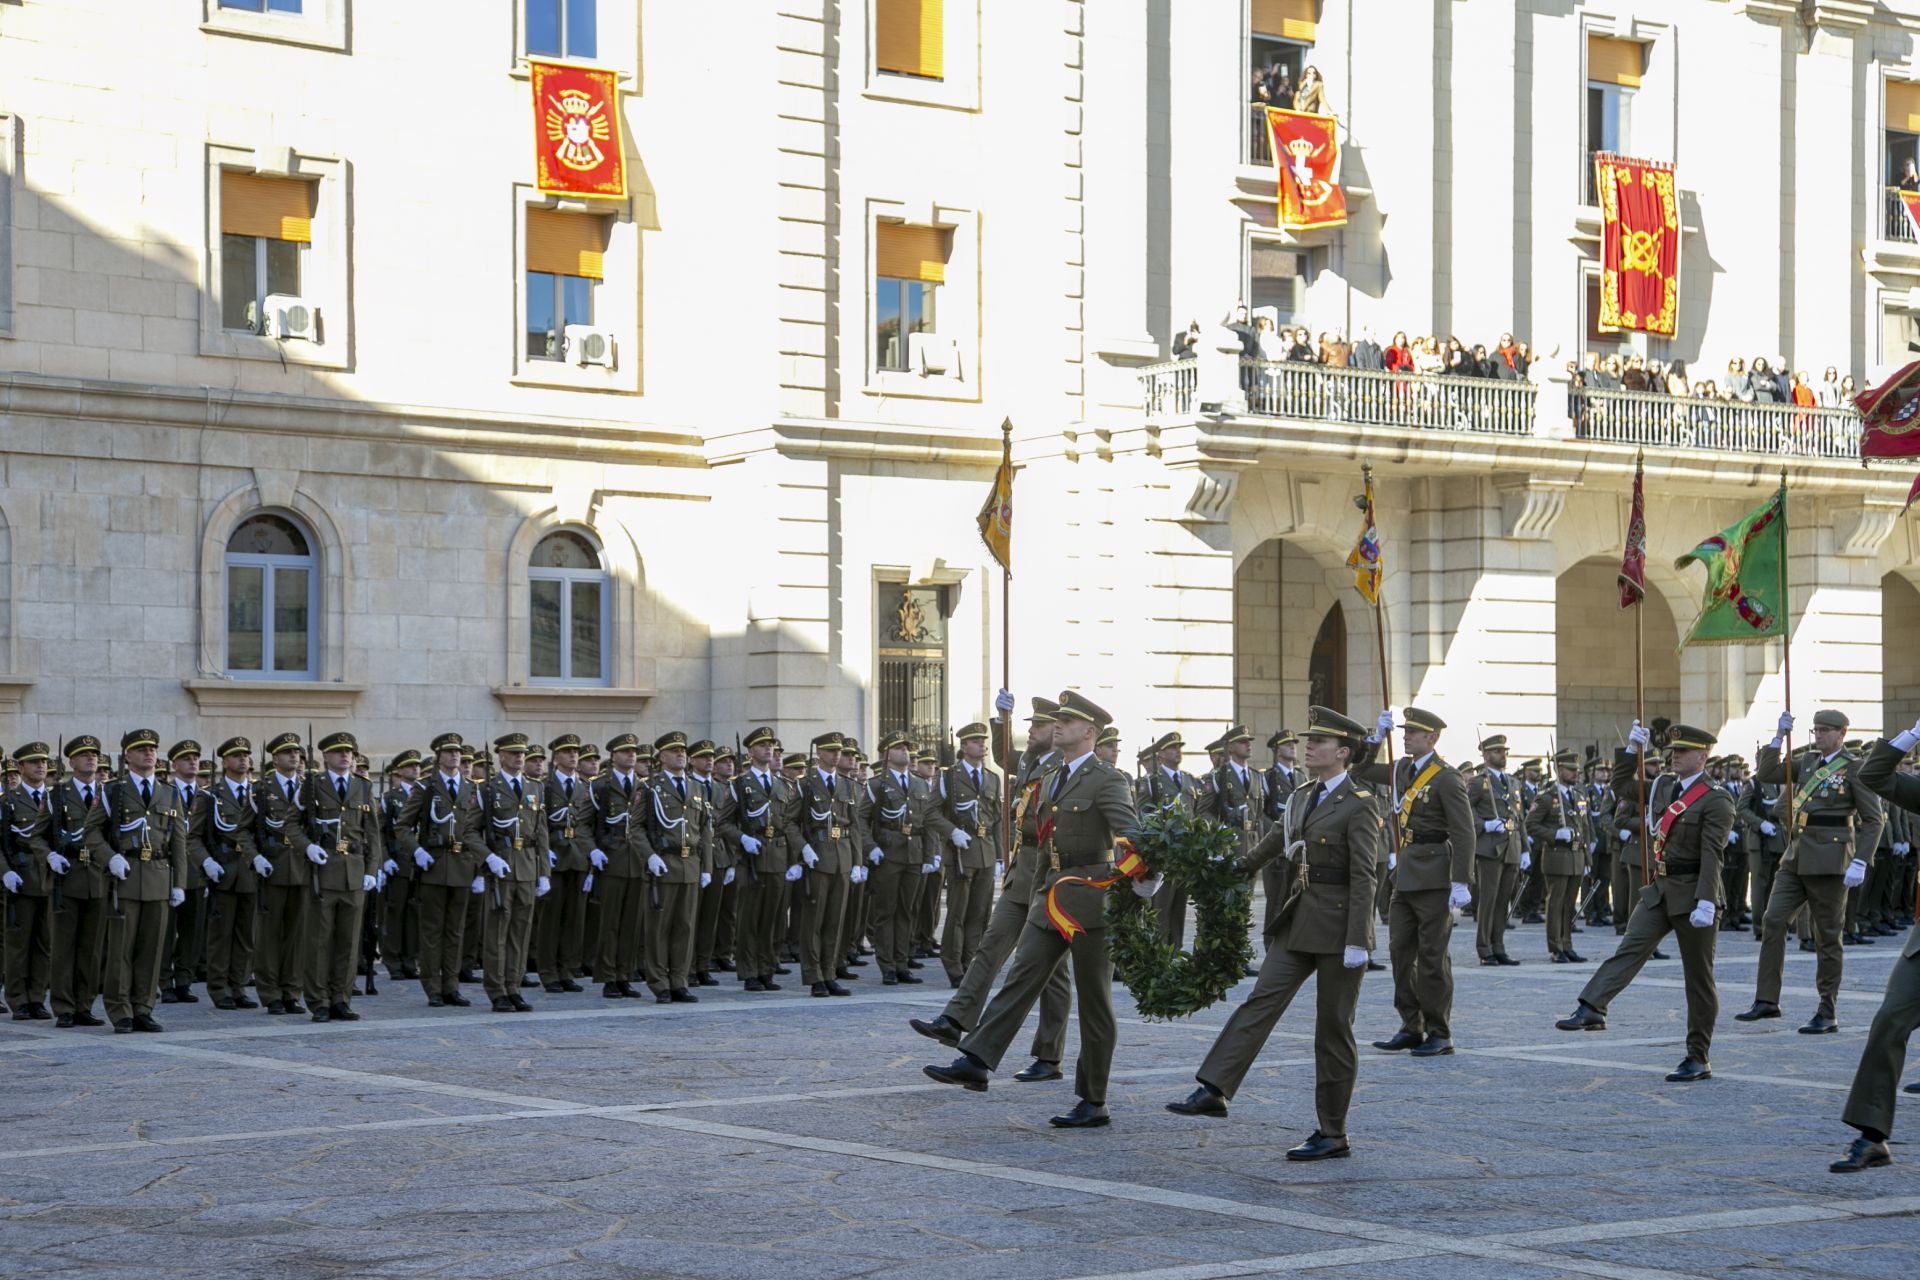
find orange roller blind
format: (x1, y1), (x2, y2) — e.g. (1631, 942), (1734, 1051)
(1588, 34), (1642, 89)
(1890, 81), (1920, 133)
(876, 0), (943, 80)
(1252, 0), (1315, 43)
(527, 208), (607, 280)
(875, 223), (948, 284)
(221, 171), (314, 243)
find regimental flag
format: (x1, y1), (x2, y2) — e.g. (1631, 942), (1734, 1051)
(1265, 108), (1347, 230)
(1618, 452), (1647, 608)
(1674, 485), (1787, 647)
(1594, 153), (1680, 336)
(1347, 470), (1382, 604)
(1900, 190), (1920, 242)
(976, 425), (1013, 572)
(1855, 360), (1920, 458)
(531, 61), (626, 199)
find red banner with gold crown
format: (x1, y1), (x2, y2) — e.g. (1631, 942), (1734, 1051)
(1594, 153), (1679, 336)
(1265, 108), (1347, 230)
(531, 61), (626, 199)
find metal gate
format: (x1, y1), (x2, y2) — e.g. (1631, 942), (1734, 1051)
(877, 584), (949, 752)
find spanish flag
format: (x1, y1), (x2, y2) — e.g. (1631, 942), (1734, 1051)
(977, 419), (1013, 572)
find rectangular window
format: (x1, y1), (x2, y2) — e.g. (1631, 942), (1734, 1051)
(227, 565), (264, 673)
(220, 0), (303, 9)
(876, 0), (942, 81)
(1584, 34), (1639, 203)
(219, 171), (312, 333)
(273, 566), (309, 672)
(1249, 240), (1308, 321)
(530, 578), (563, 679)
(525, 208), (606, 361)
(1882, 301), (1920, 367)
(875, 222), (947, 372)
(1583, 271), (1627, 352)
(526, 0), (596, 60)
(569, 579), (603, 680)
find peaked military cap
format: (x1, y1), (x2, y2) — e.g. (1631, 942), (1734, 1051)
(525, 742), (547, 761)
(1053, 690), (1113, 727)
(13, 741), (50, 764)
(1222, 724), (1252, 744)
(459, 745), (477, 763)
(121, 728), (160, 751)
(168, 739), (202, 762)
(494, 732), (530, 753)
(1551, 750), (1579, 768)
(389, 748), (423, 771)
(1150, 731), (1184, 754)
(208, 737), (250, 763)
(1267, 729), (1296, 750)
(1204, 734), (1227, 753)
(1028, 697), (1060, 724)
(1812, 709), (1850, 731)
(955, 722), (989, 742)
(654, 730), (689, 753)
(318, 731), (359, 755)
(430, 732), (464, 754)
(65, 735), (102, 758)
(1478, 734), (1507, 752)
(811, 731), (843, 752)
(782, 752), (807, 769)
(914, 748), (938, 764)
(744, 726), (777, 748)
(715, 744), (735, 762)
(1403, 708), (1446, 734)
(605, 733), (641, 754)
(548, 733), (582, 754)
(1303, 705), (1367, 745)
(1666, 723), (1716, 751)
(687, 739), (716, 759)
(877, 731), (911, 754)
(265, 731), (303, 756)
(579, 743), (602, 761)
(1097, 724), (1122, 747)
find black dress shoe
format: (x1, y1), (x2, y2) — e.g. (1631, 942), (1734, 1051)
(881, 974), (899, 986)
(835, 966), (859, 980)
(1556, 1002), (1606, 1032)
(1494, 953), (1521, 966)
(71, 1010), (103, 1027)
(215, 996), (239, 1010)
(744, 979), (767, 992)
(56, 1014), (74, 1028)
(619, 982), (645, 999)
(443, 992), (471, 1007)
(1799, 1013), (1839, 1035)
(762, 980), (782, 991)
(1905, 1080), (1920, 1095)
(948, 975), (963, 989)
(826, 981), (851, 996)
(545, 982), (570, 994)
(457, 969), (476, 984)
(694, 972), (720, 987)
(1800, 938), (1816, 952)
(510, 995), (532, 1012)
(232, 994), (259, 1009)
(427, 994), (445, 1007)
(283, 1001), (306, 1016)
(313, 1005), (336, 1023)
(911, 1014), (966, 1047)
(1523, 912), (1545, 925)
(715, 958), (736, 972)
(1049, 1100), (1110, 1128)
(774, 965), (793, 975)
(1372, 1029), (1423, 1052)
(1651, 949), (1670, 960)
(22, 1004), (46, 1019)
(904, 958), (922, 969)
(10, 1007), (28, 1021)
(1479, 957), (1501, 967)
(491, 996), (515, 1012)
(1550, 952), (1569, 963)
(1285, 1130), (1350, 1161)
(1830, 1136), (1892, 1173)
(113, 1018), (133, 1034)
(1563, 950), (1585, 963)
(1013, 1059), (1063, 1083)
(174, 986), (199, 1003)
(1165, 1086), (1227, 1118)
(332, 1004), (360, 1021)
(898, 971), (924, 985)
(670, 988), (698, 1003)
(1734, 1001), (1781, 1022)
(810, 982), (829, 997)
(849, 958), (871, 969)
(924, 1056), (991, 1091)
(129, 1013), (162, 1032)
(1410, 1034), (1454, 1057)
(160, 988), (179, 1004)
(654, 991), (672, 1005)
(520, 975), (541, 988)
(1665, 1057), (1712, 1082)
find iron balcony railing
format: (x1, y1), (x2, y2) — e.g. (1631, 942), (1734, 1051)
(1225, 360), (1538, 435)
(1572, 388), (1861, 458)
(1885, 186), (1918, 243)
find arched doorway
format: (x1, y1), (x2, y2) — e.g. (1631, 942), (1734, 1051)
(1310, 603), (1346, 711)
(1234, 537), (1369, 731)
(1555, 555), (1681, 757)
(1885, 571), (1920, 730)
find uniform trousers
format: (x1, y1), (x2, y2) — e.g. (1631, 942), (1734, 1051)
(102, 898), (169, 1024)
(1756, 869), (1847, 1018)
(1197, 946), (1366, 1136)
(646, 880), (699, 993)
(1388, 886), (1454, 1041)
(537, 868), (588, 984)
(1474, 857), (1519, 958)
(415, 882), (471, 998)
(484, 879), (538, 1000)
(1842, 936), (1920, 1139)
(204, 889), (256, 1000)
(256, 884), (308, 1005)
(939, 862), (994, 983)
(942, 854), (1069, 1064)
(1578, 890), (1719, 1062)
(49, 895), (106, 1016)
(959, 919), (1114, 1104)
(305, 885), (365, 1010)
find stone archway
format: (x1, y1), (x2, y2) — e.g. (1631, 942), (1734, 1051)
(1885, 571), (1920, 731)
(1555, 555), (1681, 757)
(1234, 536), (1374, 732)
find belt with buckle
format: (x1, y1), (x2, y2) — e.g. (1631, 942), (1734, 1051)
(1305, 866), (1349, 884)
(1800, 813), (1850, 829)
(829, 825), (843, 840)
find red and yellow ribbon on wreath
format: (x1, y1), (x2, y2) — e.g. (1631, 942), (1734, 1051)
(1043, 838), (1149, 943)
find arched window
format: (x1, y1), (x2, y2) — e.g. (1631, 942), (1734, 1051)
(529, 529), (609, 685)
(225, 512), (317, 679)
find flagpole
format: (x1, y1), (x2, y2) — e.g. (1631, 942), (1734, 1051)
(1358, 464), (1401, 871)
(1635, 580), (1649, 889)
(998, 418), (1013, 870)
(1779, 468), (1795, 835)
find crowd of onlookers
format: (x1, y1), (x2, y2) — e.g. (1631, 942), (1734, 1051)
(1181, 307), (1538, 382)
(1567, 351), (1858, 409)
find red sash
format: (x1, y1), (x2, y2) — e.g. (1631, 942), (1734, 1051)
(1651, 778), (1711, 868)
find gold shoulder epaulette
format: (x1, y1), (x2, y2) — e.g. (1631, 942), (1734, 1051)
(1351, 786), (1372, 800)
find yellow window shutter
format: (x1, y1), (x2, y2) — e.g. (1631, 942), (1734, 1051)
(1889, 81), (1920, 134)
(527, 209), (608, 280)
(1252, 0), (1315, 43)
(221, 171), (314, 243)
(875, 223), (948, 284)
(1588, 34), (1642, 89)
(876, 0), (943, 80)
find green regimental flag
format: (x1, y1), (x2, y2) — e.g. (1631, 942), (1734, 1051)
(1673, 485), (1787, 647)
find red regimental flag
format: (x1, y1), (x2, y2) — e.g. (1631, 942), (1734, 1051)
(531, 61), (626, 199)
(1265, 108), (1347, 230)
(1595, 153), (1680, 336)
(1618, 453), (1647, 608)
(1856, 360), (1920, 459)
(1901, 191), (1920, 241)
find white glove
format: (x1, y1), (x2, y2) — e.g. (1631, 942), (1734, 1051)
(537, 875), (550, 897)
(867, 847), (884, 866)
(201, 857), (223, 883)
(414, 847), (433, 870)
(740, 834), (762, 855)
(699, 872), (712, 888)
(589, 847), (608, 870)
(253, 855), (274, 878)
(1554, 827), (1572, 843)
(951, 829), (971, 849)
(1375, 708), (1395, 738)
(1777, 711), (1795, 735)
(1483, 819), (1506, 834)
(383, 858), (398, 877)
(1899, 843), (1912, 856)
(1132, 875), (1164, 899)
(1, 871), (19, 893)
(723, 866), (735, 885)
(362, 874), (377, 892)
(1520, 851), (1532, 871)
(1726, 830), (1739, 846)
(1844, 858), (1867, 888)
(1448, 882), (1472, 910)
(46, 851), (70, 875)
(582, 872), (595, 894)
(1617, 828), (1633, 843)
(1759, 821), (1777, 837)
(995, 687), (1015, 715)
(993, 860), (1004, 878)
(1688, 899), (1716, 928)
(647, 853), (668, 876)
(1388, 851), (1396, 871)
(802, 844), (819, 869)
(108, 854), (130, 880)
(485, 853), (510, 877)
(850, 865), (868, 885)
(305, 842), (329, 866)
(1342, 946), (1368, 969)
(785, 864), (804, 882)
(470, 876), (485, 894)
(1627, 720), (1650, 753)
(547, 850), (558, 868)
(928, 853), (942, 874)
(169, 887), (185, 908)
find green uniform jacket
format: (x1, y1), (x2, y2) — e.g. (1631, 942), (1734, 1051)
(2, 784), (57, 896)
(942, 760), (1001, 872)
(1023, 755), (1137, 934)
(1525, 782), (1594, 877)
(865, 768), (920, 864)
(91, 775), (189, 901)
(1246, 773), (1380, 953)
(52, 779), (108, 901)
(399, 772), (488, 889)
(732, 764), (792, 877)
(255, 771), (315, 890)
(305, 771), (384, 893)
(697, 773), (736, 872)
(1264, 763), (1303, 823)
(380, 781), (417, 882)
(1138, 765), (1196, 816)
(800, 768), (858, 875)
(644, 773), (711, 884)
(482, 772), (546, 882)
(542, 772), (591, 875)
(177, 783), (213, 890)
(205, 778), (262, 894)
(1469, 770), (1527, 865)
(585, 771), (652, 879)
(1355, 755), (1475, 888)
(1755, 744), (1885, 876)
(1612, 756), (1733, 915)
(1853, 741), (1920, 959)
(1199, 761), (1268, 845)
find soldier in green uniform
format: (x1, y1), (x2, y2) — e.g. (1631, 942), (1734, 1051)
(1166, 706), (1380, 1159)
(1137, 730), (1197, 945)
(1357, 708), (1475, 1057)
(798, 733), (857, 996)
(47, 737), (109, 1027)
(731, 727), (789, 992)
(1584, 756), (1616, 927)
(867, 732), (953, 985)
(910, 747), (948, 960)
(836, 741), (873, 978)
(253, 732), (313, 1015)
(1468, 734), (1527, 966)
(1739, 709), (1885, 1033)
(480, 733), (547, 1012)
(378, 749), (423, 981)
(778, 749), (809, 968)
(644, 731), (711, 1003)
(299, 731), (382, 1022)
(200, 738), (261, 1009)
(694, 744), (739, 983)
(923, 691), (1151, 1128)
(585, 733), (648, 1000)
(535, 735), (589, 992)
(1527, 750), (1594, 963)
(400, 733), (488, 1008)
(2, 743), (58, 1020)
(1556, 720), (1732, 1083)
(95, 729), (190, 1033)
(940, 723), (1000, 985)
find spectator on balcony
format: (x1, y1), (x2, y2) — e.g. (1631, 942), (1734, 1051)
(1771, 357), (1792, 403)
(1491, 333), (1528, 381)
(1293, 66), (1327, 115)
(1723, 356), (1753, 402)
(1647, 359), (1671, 395)
(1622, 355), (1650, 393)
(1593, 353), (1624, 391)
(1414, 336), (1445, 377)
(1267, 61), (1294, 108)
(1443, 337), (1475, 376)
(1817, 365), (1843, 407)
(1902, 159), (1919, 194)
(1224, 303), (1260, 396)
(1255, 316), (1287, 411)
(1750, 357), (1781, 404)
(1250, 70), (1274, 108)
(1287, 327), (1317, 363)
(1321, 329), (1352, 368)
(1172, 319), (1202, 361)
(1840, 373), (1858, 403)
(1384, 331), (1414, 373)
(1351, 327), (1383, 370)
(1667, 359), (1691, 398)
(1791, 371), (1816, 408)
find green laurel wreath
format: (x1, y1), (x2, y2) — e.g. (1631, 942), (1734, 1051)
(1105, 805), (1254, 1020)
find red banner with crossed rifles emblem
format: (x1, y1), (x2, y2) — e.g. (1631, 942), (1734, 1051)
(1594, 153), (1679, 336)
(531, 61), (626, 199)
(1264, 108), (1347, 230)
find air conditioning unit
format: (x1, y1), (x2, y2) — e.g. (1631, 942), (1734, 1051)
(565, 324), (617, 368)
(908, 331), (960, 378)
(262, 294), (321, 343)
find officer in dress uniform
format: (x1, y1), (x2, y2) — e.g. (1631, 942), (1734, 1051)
(480, 733), (547, 1013)
(1556, 721), (1732, 1083)
(940, 724), (1000, 985)
(795, 733), (858, 996)
(1527, 750), (1594, 963)
(378, 749), (424, 981)
(200, 738), (262, 1008)
(399, 733), (488, 1008)
(1738, 709), (1885, 1034)
(47, 737), (109, 1027)
(1138, 730), (1197, 945)
(2, 742), (59, 1020)
(911, 747), (949, 960)
(584, 734), (648, 1000)
(694, 744), (739, 984)
(645, 731), (711, 1003)
(533, 736), (589, 992)
(1166, 706), (1380, 1160)
(94, 728), (189, 1033)
(731, 728), (790, 992)
(1469, 735), (1528, 966)
(866, 732), (954, 986)
(1584, 757), (1616, 926)
(253, 732), (314, 1015)
(299, 731), (382, 1022)
(158, 741), (208, 1006)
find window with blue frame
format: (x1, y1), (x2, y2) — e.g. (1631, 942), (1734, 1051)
(526, 0), (597, 60)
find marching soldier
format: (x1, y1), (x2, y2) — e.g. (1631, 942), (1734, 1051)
(690, 742), (735, 986)
(161, 741), (207, 1005)
(480, 733), (546, 1013)
(1739, 709), (1884, 1034)
(95, 728), (189, 1033)
(378, 749), (424, 981)
(1166, 706), (1380, 1159)
(731, 727), (789, 992)
(1557, 721), (1732, 1083)
(2, 743), (58, 1020)
(537, 735), (591, 993)
(1526, 750), (1593, 963)
(922, 690), (1154, 1129)
(1469, 734), (1528, 966)
(401, 733), (487, 1008)
(798, 733), (858, 997)
(586, 733), (649, 1000)
(47, 737), (109, 1027)
(254, 732), (313, 1015)
(301, 731), (382, 1022)
(940, 723), (1000, 986)
(201, 738), (261, 1009)
(1356, 708), (1475, 1057)
(643, 731), (710, 1003)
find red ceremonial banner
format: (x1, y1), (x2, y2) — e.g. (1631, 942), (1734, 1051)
(1900, 191), (1920, 242)
(1594, 153), (1679, 336)
(1618, 452), (1647, 609)
(531, 61), (626, 199)
(1265, 108), (1347, 230)
(1855, 359), (1920, 458)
